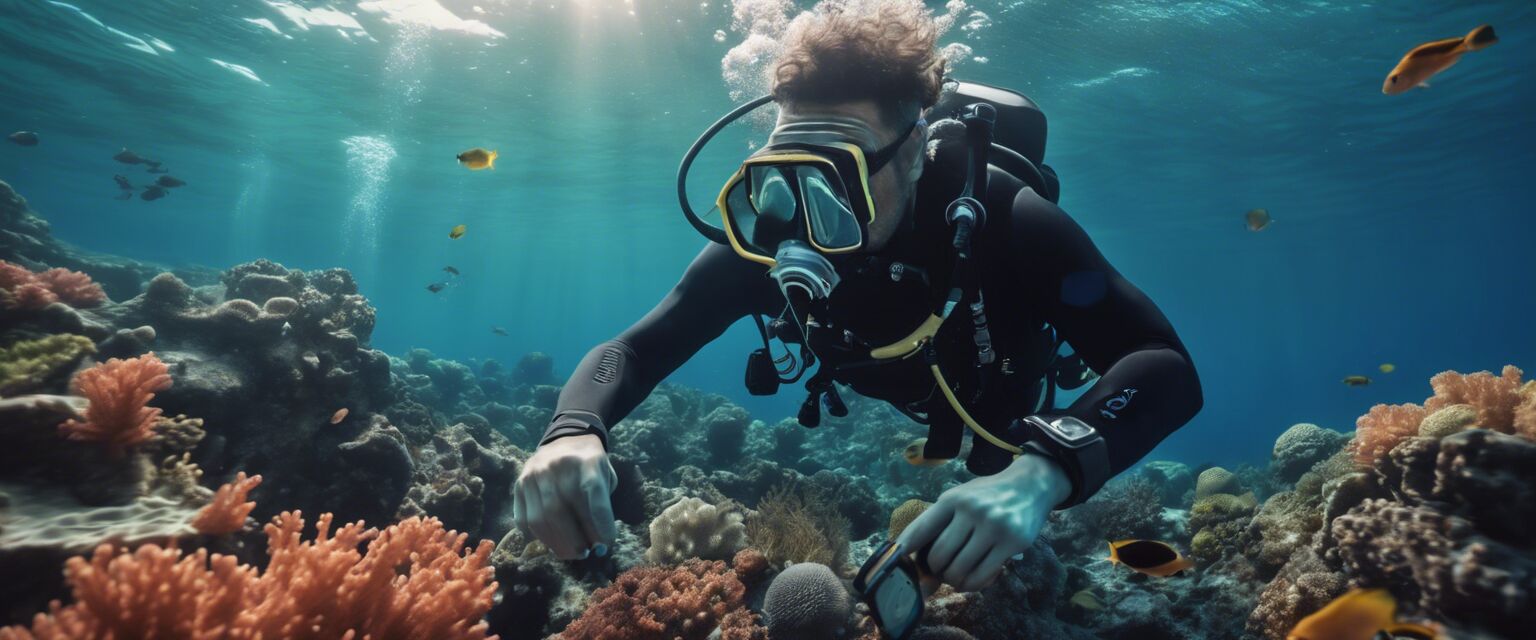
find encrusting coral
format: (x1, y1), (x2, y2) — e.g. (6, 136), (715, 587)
(56, 353), (171, 457)
(0, 334), (94, 396)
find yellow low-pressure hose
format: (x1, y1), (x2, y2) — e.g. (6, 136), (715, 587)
(929, 363), (1023, 456)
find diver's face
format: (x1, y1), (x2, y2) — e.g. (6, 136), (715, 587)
(777, 101), (925, 252)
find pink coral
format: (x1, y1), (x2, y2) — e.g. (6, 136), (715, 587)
(58, 353), (173, 456)
(558, 558), (767, 640)
(191, 472), (262, 535)
(1351, 402), (1427, 467)
(0, 260), (105, 309)
(34, 268), (107, 307)
(0, 514), (497, 640)
(1424, 366), (1532, 437)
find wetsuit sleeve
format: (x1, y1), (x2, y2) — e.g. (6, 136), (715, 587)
(1005, 190), (1203, 477)
(540, 243), (773, 449)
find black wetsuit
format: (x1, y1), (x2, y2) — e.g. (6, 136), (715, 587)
(542, 154), (1203, 501)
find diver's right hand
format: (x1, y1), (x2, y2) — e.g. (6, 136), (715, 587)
(512, 434), (619, 560)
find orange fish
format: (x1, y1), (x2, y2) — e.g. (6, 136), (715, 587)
(1106, 539), (1194, 577)
(330, 408), (349, 424)
(1384, 25), (1497, 95)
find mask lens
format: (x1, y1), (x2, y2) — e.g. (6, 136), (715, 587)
(798, 166), (861, 251)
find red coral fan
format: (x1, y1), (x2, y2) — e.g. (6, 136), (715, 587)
(1424, 365), (1531, 436)
(559, 559), (767, 640)
(0, 513), (497, 640)
(58, 353), (173, 456)
(1351, 403), (1427, 467)
(0, 260), (105, 309)
(191, 472), (262, 535)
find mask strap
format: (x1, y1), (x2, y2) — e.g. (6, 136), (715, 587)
(866, 117), (925, 174)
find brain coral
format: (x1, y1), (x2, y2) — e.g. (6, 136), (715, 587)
(1270, 423), (1350, 483)
(763, 562), (851, 640)
(888, 499), (931, 540)
(645, 497), (748, 565)
(1194, 467), (1243, 500)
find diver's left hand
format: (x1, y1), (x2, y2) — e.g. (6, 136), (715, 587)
(895, 453), (1072, 592)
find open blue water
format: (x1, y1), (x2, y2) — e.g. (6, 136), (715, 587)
(2, 0), (1531, 467)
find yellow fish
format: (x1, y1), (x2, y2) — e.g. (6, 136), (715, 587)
(1289, 588), (1443, 640)
(1069, 589), (1104, 611)
(1343, 375), (1371, 387)
(457, 147), (497, 170)
(1245, 208), (1272, 232)
(1107, 539), (1194, 578)
(449, 224), (467, 239)
(901, 437), (948, 467)
(1378, 363), (1395, 374)
(1384, 25), (1497, 95)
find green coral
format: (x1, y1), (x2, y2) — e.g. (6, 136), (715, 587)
(888, 499), (931, 540)
(0, 334), (95, 396)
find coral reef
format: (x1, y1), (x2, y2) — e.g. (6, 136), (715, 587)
(1188, 491), (1256, 565)
(888, 498), (931, 540)
(57, 353), (171, 456)
(0, 261), (106, 310)
(1269, 423), (1350, 484)
(1351, 365), (1535, 467)
(745, 482), (851, 571)
(189, 471), (260, 535)
(0, 513), (496, 640)
(762, 562), (851, 640)
(1194, 466), (1243, 499)
(644, 496), (748, 565)
(555, 558), (767, 640)
(0, 334), (94, 396)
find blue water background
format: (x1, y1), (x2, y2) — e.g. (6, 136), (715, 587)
(2, 0), (1532, 467)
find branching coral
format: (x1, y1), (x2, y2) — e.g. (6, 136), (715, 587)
(0, 513), (497, 640)
(57, 353), (172, 456)
(557, 558), (767, 640)
(191, 472), (261, 535)
(0, 334), (95, 396)
(0, 261), (105, 309)
(745, 482), (851, 571)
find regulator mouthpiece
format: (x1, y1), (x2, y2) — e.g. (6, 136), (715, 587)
(769, 240), (840, 302)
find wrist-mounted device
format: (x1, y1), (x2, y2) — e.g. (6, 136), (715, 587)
(539, 410), (609, 449)
(1012, 414), (1110, 509)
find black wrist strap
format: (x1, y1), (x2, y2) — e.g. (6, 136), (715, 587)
(1016, 415), (1111, 510)
(539, 410), (609, 449)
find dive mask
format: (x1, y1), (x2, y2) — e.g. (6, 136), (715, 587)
(716, 115), (924, 266)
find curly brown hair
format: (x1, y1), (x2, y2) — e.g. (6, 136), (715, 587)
(769, 0), (947, 127)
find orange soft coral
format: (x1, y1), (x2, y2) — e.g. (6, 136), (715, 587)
(58, 353), (172, 456)
(34, 268), (107, 307)
(559, 559), (767, 640)
(0, 513), (497, 640)
(192, 472), (262, 535)
(1423, 365), (1528, 434)
(1351, 403), (1426, 467)
(0, 260), (105, 309)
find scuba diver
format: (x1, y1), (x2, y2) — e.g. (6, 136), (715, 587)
(513, 0), (1202, 626)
